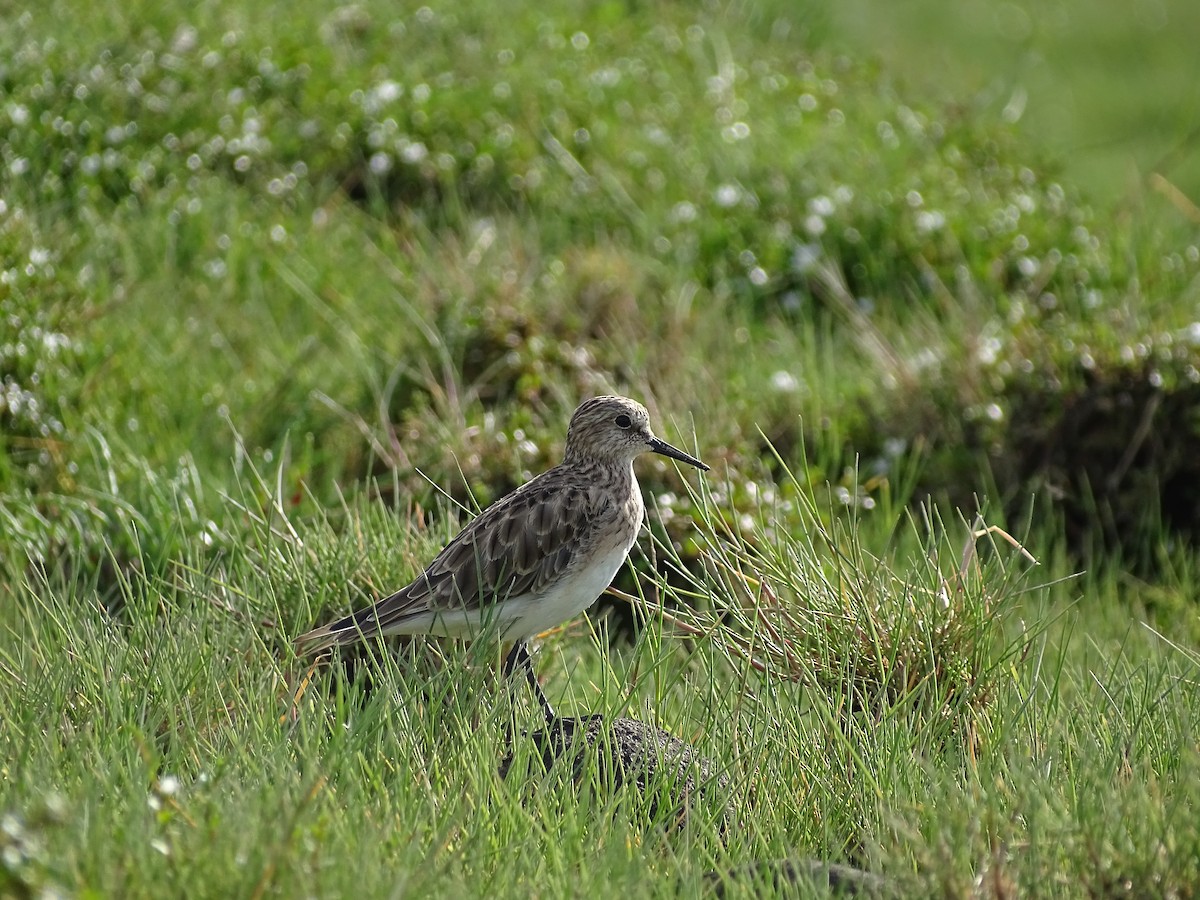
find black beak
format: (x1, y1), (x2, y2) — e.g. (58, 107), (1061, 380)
(648, 436), (710, 471)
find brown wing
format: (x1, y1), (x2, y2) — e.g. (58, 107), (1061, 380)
(294, 468), (606, 652)
(410, 471), (603, 609)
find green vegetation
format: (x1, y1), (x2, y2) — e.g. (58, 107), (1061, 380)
(831, 0), (1200, 206)
(2, 0), (1199, 896)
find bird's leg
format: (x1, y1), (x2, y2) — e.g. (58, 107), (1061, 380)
(502, 640), (557, 724)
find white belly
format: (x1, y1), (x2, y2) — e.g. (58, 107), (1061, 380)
(503, 540), (634, 639)
(399, 538), (635, 641)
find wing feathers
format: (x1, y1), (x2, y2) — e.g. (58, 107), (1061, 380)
(294, 467), (619, 653)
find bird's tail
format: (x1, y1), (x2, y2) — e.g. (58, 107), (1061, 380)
(294, 599), (395, 655)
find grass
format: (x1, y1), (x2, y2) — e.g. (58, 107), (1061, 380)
(828, 0), (1200, 209)
(5, 455), (1200, 896)
(3, 0), (1200, 896)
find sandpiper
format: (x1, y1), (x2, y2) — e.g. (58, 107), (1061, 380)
(295, 395), (709, 720)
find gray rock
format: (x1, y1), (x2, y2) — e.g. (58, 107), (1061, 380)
(499, 714), (732, 828)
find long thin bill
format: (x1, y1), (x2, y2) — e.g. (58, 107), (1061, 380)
(648, 436), (710, 471)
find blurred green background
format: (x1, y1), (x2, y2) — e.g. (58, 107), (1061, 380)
(829, 0), (1200, 208)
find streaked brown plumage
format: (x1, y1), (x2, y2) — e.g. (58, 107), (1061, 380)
(294, 397), (709, 702)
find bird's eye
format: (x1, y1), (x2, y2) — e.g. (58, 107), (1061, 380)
(615, 414), (632, 429)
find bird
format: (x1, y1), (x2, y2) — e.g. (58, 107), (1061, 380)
(294, 395), (709, 721)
